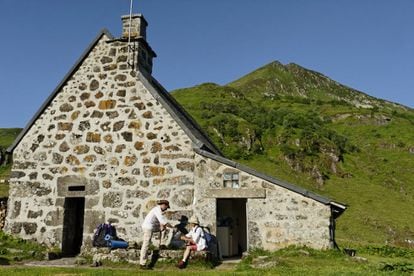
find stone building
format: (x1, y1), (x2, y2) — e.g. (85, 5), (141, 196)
(5, 14), (346, 257)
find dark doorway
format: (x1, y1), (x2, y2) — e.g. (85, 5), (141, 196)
(216, 198), (247, 258)
(62, 197), (85, 257)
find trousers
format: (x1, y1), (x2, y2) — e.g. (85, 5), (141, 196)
(139, 228), (172, 265)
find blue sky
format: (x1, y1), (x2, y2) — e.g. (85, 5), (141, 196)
(0, 0), (413, 128)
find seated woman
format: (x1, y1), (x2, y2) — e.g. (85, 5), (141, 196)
(177, 215), (206, 269)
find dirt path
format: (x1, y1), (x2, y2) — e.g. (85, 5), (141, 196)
(24, 257), (79, 267)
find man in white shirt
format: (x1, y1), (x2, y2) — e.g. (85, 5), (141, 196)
(140, 199), (173, 269)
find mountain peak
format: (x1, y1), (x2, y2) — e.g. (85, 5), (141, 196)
(226, 61), (407, 110)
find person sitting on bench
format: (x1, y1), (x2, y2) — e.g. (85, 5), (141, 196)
(177, 215), (206, 269)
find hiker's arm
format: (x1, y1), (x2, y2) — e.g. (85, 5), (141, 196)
(154, 208), (171, 230)
(180, 232), (193, 242)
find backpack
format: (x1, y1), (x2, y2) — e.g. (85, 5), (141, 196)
(92, 223), (117, 247)
(200, 226), (214, 249)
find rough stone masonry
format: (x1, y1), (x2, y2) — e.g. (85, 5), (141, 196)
(5, 15), (196, 249)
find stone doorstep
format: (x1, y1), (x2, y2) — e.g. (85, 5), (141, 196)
(89, 248), (211, 264)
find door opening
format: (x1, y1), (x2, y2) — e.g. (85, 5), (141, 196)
(216, 198), (247, 258)
(62, 197), (85, 257)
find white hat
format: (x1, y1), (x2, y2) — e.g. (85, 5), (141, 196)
(188, 215), (200, 225)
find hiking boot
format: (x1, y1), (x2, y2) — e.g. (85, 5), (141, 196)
(177, 260), (186, 269)
(91, 261), (102, 267)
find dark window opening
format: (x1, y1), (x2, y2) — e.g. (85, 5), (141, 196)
(68, 186), (85, 191)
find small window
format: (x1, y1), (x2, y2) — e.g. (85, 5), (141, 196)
(68, 186), (85, 191)
(223, 172), (239, 188)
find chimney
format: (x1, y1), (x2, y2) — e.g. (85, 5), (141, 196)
(121, 14), (147, 39)
(120, 14), (156, 75)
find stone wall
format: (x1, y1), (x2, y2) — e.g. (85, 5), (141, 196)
(193, 154), (332, 250)
(4, 34), (197, 249)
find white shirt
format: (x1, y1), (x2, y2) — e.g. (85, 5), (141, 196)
(141, 206), (168, 231)
(185, 226), (207, 251)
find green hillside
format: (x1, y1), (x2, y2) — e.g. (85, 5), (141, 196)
(0, 128), (22, 196)
(172, 61), (414, 248)
(0, 128), (21, 150)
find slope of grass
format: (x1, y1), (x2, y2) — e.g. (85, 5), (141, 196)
(0, 231), (47, 265)
(0, 128), (21, 196)
(0, 128), (21, 149)
(238, 246), (414, 275)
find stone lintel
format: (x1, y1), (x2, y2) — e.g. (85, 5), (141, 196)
(57, 175), (98, 197)
(205, 188), (266, 198)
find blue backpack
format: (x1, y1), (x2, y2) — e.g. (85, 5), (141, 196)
(93, 223), (117, 247)
(201, 226), (214, 248)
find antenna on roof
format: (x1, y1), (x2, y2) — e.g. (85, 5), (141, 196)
(127, 0), (136, 69)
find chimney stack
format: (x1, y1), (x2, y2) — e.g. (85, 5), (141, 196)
(120, 14), (156, 76)
(121, 14), (147, 39)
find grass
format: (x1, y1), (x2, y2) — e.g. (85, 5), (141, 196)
(0, 246), (413, 275)
(0, 164), (10, 197)
(0, 231), (47, 265)
(0, 128), (19, 197)
(236, 246), (414, 275)
(0, 128), (21, 149)
(0, 267), (240, 276)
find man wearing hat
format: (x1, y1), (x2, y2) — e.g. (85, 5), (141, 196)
(139, 199), (173, 269)
(177, 215), (207, 269)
